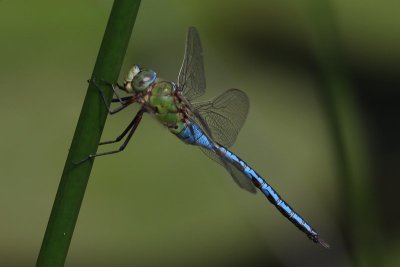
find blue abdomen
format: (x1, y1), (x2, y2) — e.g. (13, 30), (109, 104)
(177, 123), (214, 150)
(176, 122), (325, 246)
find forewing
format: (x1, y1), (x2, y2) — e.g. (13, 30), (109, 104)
(178, 27), (206, 101)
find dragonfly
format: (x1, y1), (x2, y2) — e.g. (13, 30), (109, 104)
(81, 27), (329, 248)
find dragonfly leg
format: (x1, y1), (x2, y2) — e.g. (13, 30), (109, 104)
(73, 108), (144, 165)
(111, 96), (133, 103)
(98, 78), (125, 103)
(88, 77), (135, 115)
(99, 108), (143, 145)
(108, 102), (132, 115)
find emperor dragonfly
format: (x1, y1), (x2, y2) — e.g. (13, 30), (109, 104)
(81, 27), (329, 248)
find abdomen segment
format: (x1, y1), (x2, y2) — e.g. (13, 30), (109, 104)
(177, 123), (329, 247)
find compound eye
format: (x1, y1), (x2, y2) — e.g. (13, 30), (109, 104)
(132, 70), (157, 91)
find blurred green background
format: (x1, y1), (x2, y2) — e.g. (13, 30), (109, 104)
(1, 0), (399, 266)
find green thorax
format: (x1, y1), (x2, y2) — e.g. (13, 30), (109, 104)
(148, 80), (185, 134)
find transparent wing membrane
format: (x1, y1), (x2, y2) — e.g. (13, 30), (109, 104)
(191, 89), (249, 148)
(188, 89), (254, 193)
(178, 27), (206, 101)
(200, 147), (256, 193)
(179, 27), (254, 192)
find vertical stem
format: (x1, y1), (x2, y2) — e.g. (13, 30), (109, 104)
(305, 1), (383, 266)
(36, 1), (141, 266)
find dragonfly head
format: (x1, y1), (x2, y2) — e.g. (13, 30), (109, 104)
(124, 64), (157, 94)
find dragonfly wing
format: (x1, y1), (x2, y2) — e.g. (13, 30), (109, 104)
(191, 88), (249, 148)
(200, 147), (256, 193)
(178, 27), (206, 101)
(188, 89), (255, 193)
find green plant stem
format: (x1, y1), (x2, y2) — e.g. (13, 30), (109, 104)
(306, 1), (383, 266)
(36, 1), (141, 266)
